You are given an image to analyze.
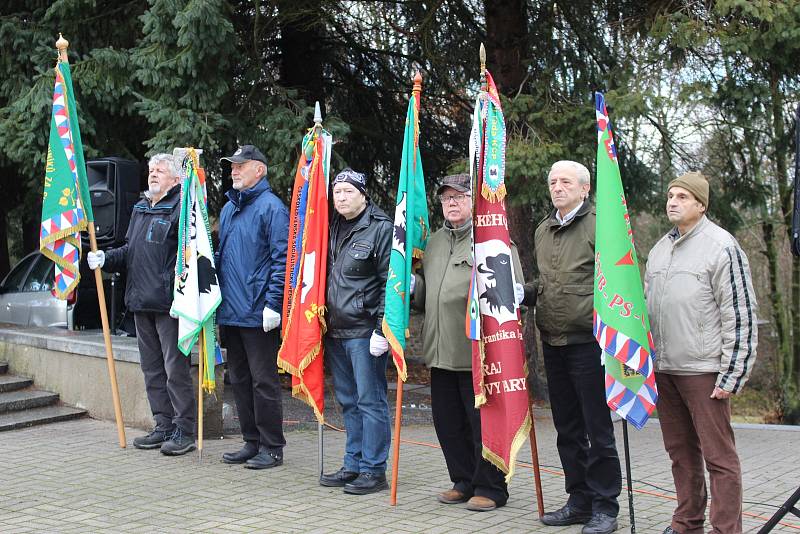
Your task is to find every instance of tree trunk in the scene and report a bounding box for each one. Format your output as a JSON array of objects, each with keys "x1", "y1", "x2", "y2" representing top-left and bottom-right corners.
[
  {"x1": 277, "y1": 0, "x2": 326, "y2": 110},
  {"x1": 484, "y1": 0, "x2": 548, "y2": 399}
]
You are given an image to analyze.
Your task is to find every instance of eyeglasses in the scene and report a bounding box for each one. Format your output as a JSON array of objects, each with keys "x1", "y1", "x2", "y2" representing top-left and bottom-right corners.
[{"x1": 439, "y1": 193, "x2": 470, "y2": 204}]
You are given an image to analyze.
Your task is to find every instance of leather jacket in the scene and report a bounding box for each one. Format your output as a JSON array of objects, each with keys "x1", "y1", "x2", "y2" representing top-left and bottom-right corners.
[{"x1": 326, "y1": 202, "x2": 393, "y2": 338}]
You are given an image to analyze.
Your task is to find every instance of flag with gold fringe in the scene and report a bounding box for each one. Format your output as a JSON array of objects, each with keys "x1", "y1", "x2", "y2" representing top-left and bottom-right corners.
[
  {"x1": 277, "y1": 125, "x2": 331, "y2": 422},
  {"x1": 468, "y1": 71, "x2": 531, "y2": 482},
  {"x1": 39, "y1": 60, "x2": 92, "y2": 298},
  {"x1": 171, "y1": 150, "x2": 223, "y2": 391},
  {"x1": 382, "y1": 77, "x2": 429, "y2": 382}
]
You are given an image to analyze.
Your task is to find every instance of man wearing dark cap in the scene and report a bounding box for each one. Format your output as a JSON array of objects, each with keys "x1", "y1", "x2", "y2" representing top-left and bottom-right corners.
[
  {"x1": 411, "y1": 173, "x2": 525, "y2": 512},
  {"x1": 645, "y1": 172, "x2": 758, "y2": 534},
  {"x1": 217, "y1": 144, "x2": 289, "y2": 469},
  {"x1": 318, "y1": 168, "x2": 394, "y2": 495}
]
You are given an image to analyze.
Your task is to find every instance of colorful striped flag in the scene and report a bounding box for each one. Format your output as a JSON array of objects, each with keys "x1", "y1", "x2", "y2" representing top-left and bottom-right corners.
[
  {"x1": 382, "y1": 79, "x2": 429, "y2": 382},
  {"x1": 277, "y1": 126, "x2": 331, "y2": 422},
  {"x1": 39, "y1": 61, "x2": 93, "y2": 298},
  {"x1": 469, "y1": 72, "x2": 531, "y2": 481},
  {"x1": 593, "y1": 92, "x2": 658, "y2": 429},
  {"x1": 171, "y1": 150, "x2": 223, "y2": 391}
]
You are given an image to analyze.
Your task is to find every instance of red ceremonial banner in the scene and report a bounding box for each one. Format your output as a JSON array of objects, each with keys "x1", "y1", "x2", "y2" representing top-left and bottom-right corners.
[
  {"x1": 278, "y1": 134, "x2": 328, "y2": 422},
  {"x1": 469, "y1": 73, "x2": 531, "y2": 481}
]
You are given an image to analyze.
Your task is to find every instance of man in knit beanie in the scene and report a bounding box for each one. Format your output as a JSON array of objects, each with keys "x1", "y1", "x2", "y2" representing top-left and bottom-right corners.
[{"x1": 645, "y1": 171, "x2": 758, "y2": 534}]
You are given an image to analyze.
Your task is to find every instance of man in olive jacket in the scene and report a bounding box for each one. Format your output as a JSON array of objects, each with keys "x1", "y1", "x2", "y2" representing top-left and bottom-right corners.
[
  {"x1": 525, "y1": 161, "x2": 621, "y2": 534},
  {"x1": 412, "y1": 173, "x2": 525, "y2": 513}
]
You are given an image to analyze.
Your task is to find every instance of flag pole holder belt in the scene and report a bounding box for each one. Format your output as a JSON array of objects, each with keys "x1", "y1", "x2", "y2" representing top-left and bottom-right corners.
[{"x1": 758, "y1": 485, "x2": 800, "y2": 533}]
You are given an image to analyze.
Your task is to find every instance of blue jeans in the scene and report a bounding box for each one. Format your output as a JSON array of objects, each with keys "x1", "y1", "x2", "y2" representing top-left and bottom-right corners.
[{"x1": 326, "y1": 336, "x2": 390, "y2": 475}]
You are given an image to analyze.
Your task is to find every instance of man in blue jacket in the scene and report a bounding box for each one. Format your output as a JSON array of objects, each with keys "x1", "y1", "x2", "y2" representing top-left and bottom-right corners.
[
  {"x1": 217, "y1": 145, "x2": 289, "y2": 469},
  {"x1": 87, "y1": 153, "x2": 196, "y2": 456}
]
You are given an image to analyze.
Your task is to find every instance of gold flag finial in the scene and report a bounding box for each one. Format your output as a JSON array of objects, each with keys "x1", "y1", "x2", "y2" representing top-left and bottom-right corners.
[
  {"x1": 412, "y1": 71, "x2": 422, "y2": 96},
  {"x1": 56, "y1": 33, "x2": 69, "y2": 63},
  {"x1": 479, "y1": 43, "x2": 486, "y2": 77}
]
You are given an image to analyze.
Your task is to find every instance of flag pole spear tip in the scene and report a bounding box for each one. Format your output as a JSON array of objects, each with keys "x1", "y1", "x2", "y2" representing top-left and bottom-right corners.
[
  {"x1": 56, "y1": 33, "x2": 69, "y2": 62},
  {"x1": 412, "y1": 71, "x2": 422, "y2": 95},
  {"x1": 479, "y1": 43, "x2": 486, "y2": 76},
  {"x1": 313, "y1": 101, "x2": 322, "y2": 126}
]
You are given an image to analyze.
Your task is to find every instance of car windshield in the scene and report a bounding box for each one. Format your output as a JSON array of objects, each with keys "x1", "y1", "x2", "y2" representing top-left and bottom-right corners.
[{"x1": 23, "y1": 256, "x2": 54, "y2": 292}]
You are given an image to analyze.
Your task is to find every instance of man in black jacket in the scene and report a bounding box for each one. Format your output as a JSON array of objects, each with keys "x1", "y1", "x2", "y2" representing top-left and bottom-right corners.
[
  {"x1": 319, "y1": 169, "x2": 393, "y2": 495},
  {"x1": 87, "y1": 153, "x2": 196, "y2": 456}
]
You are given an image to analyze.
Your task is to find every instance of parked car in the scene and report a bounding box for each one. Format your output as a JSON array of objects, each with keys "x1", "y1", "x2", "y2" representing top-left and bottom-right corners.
[
  {"x1": 0, "y1": 250, "x2": 129, "y2": 332},
  {"x1": 0, "y1": 251, "x2": 75, "y2": 328}
]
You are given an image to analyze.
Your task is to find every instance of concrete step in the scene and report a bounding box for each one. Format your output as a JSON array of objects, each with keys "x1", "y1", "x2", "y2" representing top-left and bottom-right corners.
[
  {"x1": 0, "y1": 389, "x2": 60, "y2": 413},
  {"x1": 0, "y1": 375, "x2": 33, "y2": 393},
  {"x1": 0, "y1": 405, "x2": 87, "y2": 431},
  {"x1": 0, "y1": 362, "x2": 7, "y2": 375}
]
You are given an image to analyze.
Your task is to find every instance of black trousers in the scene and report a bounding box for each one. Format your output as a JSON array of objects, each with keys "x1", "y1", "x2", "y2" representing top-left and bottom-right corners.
[
  {"x1": 431, "y1": 367, "x2": 508, "y2": 506},
  {"x1": 222, "y1": 326, "x2": 285, "y2": 452},
  {"x1": 542, "y1": 341, "x2": 621, "y2": 516},
  {"x1": 134, "y1": 312, "x2": 196, "y2": 436}
]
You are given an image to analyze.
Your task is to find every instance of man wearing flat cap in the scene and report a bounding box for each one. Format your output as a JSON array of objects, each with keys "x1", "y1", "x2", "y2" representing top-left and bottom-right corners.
[
  {"x1": 411, "y1": 173, "x2": 525, "y2": 512},
  {"x1": 645, "y1": 172, "x2": 757, "y2": 534},
  {"x1": 217, "y1": 144, "x2": 289, "y2": 469},
  {"x1": 318, "y1": 168, "x2": 393, "y2": 495}
]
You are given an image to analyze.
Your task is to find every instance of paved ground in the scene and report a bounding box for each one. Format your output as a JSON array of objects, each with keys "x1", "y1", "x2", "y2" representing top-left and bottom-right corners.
[{"x1": 2, "y1": 399, "x2": 799, "y2": 534}]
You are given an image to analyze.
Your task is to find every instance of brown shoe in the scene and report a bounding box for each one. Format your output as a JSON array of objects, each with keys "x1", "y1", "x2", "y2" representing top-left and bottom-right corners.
[
  {"x1": 466, "y1": 495, "x2": 497, "y2": 512},
  {"x1": 437, "y1": 489, "x2": 469, "y2": 504}
]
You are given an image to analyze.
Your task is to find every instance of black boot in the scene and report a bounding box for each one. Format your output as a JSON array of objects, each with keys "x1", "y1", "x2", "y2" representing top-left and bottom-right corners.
[
  {"x1": 160, "y1": 428, "x2": 196, "y2": 456},
  {"x1": 343, "y1": 472, "x2": 388, "y2": 495},
  {"x1": 244, "y1": 446, "x2": 283, "y2": 469},
  {"x1": 133, "y1": 428, "x2": 172, "y2": 450},
  {"x1": 320, "y1": 467, "x2": 359, "y2": 487},
  {"x1": 222, "y1": 441, "x2": 258, "y2": 464}
]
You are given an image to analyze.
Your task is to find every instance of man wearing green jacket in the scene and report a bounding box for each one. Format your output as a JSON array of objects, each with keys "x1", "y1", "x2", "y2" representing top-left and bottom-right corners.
[
  {"x1": 527, "y1": 160, "x2": 621, "y2": 534},
  {"x1": 412, "y1": 173, "x2": 525, "y2": 513}
]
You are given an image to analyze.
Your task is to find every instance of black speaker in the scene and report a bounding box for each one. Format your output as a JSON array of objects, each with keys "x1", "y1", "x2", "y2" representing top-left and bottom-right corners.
[{"x1": 82, "y1": 158, "x2": 141, "y2": 248}]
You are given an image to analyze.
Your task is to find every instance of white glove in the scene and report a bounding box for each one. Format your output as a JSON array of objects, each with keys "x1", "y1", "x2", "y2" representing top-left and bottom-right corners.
[
  {"x1": 169, "y1": 308, "x2": 178, "y2": 319},
  {"x1": 369, "y1": 331, "x2": 389, "y2": 357},
  {"x1": 514, "y1": 283, "x2": 524, "y2": 306},
  {"x1": 87, "y1": 250, "x2": 105, "y2": 270},
  {"x1": 262, "y1": 307, "x2": 281, "y2": 332},
  {"x1": 409, "y1": 274, "x2": 416, "y2": 296}
]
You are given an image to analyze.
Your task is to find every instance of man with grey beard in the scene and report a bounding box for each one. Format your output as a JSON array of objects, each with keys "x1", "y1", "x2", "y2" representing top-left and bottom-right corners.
[{"x1": 87, "y1": 153, "x2": 196, "y2": 456}]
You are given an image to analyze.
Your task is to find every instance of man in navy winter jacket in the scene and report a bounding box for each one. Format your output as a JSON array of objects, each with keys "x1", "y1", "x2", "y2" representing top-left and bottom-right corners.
[{"x1": 217, "y1": 145, "x2": 290, "y2": 469}]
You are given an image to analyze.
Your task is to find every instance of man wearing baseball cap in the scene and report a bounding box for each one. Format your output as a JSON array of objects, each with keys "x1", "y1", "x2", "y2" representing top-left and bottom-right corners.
[
  {"x1": 411, "y1": 173, "x2": 525, "y2": 512},
  {"x1": 217, "y1": 144, "x2": 289, "y2": 469},
  {"x1": 645, "y1": 172, "x2": 758, "y2": 534}
]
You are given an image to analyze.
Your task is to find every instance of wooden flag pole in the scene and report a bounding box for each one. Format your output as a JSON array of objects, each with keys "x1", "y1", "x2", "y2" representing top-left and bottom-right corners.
[
  {"x1": 56, "y1": 35, "x2": 126, "y2": 448},
  {"x1": 197, "y1": 330, "x2": 204, "y2": 461},
  {"x1": 389, "y1": 70, "x2": 423, "y2": 507},
  {"x1": 389, "y1": 380, "x2": 404, "y2": 506},
  {"x1": 528, "y1": 398, "x2": 546, "y2": 517}
]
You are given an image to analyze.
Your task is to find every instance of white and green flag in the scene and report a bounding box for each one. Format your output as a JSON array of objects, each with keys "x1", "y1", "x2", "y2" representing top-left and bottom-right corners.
[{"x1": 171, "y1": 150, "x2": 222, "y2": 391}]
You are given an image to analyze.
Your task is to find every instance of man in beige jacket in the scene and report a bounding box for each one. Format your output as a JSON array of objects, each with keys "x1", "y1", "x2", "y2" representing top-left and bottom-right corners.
[{"x1": 645, "y1": 172, "x2": 758, "y2": 534}]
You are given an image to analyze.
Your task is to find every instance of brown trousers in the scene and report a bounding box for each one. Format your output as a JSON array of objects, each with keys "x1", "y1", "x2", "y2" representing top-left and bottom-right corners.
[{"x1": 656, "y1": 372, "x2": 743, "y2": 534}]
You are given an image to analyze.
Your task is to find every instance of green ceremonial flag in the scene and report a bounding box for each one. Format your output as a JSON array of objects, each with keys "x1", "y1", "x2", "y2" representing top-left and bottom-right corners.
[
  {"x1": 39, "y1": 61, "x2": 93, "y2": 298},
  {"x1": 382, "y1": 85, "x2": 429, "y2": 382},
  {"x1": 593, "y1": 92, "x2": 657, "y2": 429}
]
